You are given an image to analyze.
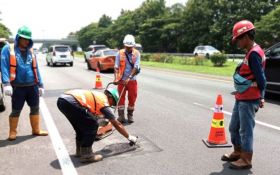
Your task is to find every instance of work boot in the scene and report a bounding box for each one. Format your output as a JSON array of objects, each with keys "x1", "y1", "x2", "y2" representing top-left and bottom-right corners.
[
  {"x1": 117, "y1": 109, "x2": 126, "y2": 123},
  {"x1": 75, "y1": 140, "x2": 81, "y2": 157},
  {"x1": 8, "y1": 117, "x2": 19, "y2": 141},
  {"x1": 229, "y1": 152, "x2": 253, "y2": 170},
  {"x1": 221, "y1": 145, "x2": 241, "y2": 162},
  {"x1": 127, "y1": 109, "x2": 134, "y2": 123},
  {"x1": 80, "y1": 147, "x2": 103, "y2": 163},
  {"x1": 30, "y1": 115, "x2": 48, "y2": 136}
]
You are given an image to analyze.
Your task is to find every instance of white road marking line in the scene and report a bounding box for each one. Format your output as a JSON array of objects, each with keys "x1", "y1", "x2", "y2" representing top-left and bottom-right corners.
[
  {"x1": 40, "y1": 97, "x2": 78, "y2": 175},
  {"x1": 100, "y1": 73, "x2": 113, "y2": 79},
  {"x1": 194, "y1": 102, "x2": 280, "y2": 131}
]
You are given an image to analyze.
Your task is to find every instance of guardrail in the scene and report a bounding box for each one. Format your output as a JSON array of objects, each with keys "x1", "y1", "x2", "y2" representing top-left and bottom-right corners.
[{"x1": 143, "y1": 53, "x2": 245, "y2": 59}]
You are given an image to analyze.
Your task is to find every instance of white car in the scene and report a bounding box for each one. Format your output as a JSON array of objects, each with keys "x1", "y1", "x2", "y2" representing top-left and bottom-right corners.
[
  {"x1": 193, "y1": 45, "x2": 221, "y2": 58},
  {"x1": 46, "y1": 45, "x2": 74, "y2": 66},
  {"x1": 0, "y1": 38, "x2": 7, "y2": 112},
  {"x1": 84, "y1": 45, "x2": 108, "y2": 62},
  {"x1": 135, "y1": 43, "x2": 143, "y2": 52}
]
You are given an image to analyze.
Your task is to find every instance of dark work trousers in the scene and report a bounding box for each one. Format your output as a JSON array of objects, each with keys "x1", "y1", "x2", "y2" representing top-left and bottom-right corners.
[
  {"x1": 11, "y1": 85, "x2": 39, "y2": 115},
  {"x1": 57, "y1": 96, "x2": 98, "y2": 147}
]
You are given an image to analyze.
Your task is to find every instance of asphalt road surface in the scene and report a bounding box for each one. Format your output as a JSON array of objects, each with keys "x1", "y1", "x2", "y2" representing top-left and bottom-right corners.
[{"x1": 0, "y1": 53, "x2": 279, "y2": 175}]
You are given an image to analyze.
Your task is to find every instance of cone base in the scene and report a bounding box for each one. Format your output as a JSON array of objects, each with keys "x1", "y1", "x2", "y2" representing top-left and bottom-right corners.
[{"x1": 202, "y1": 139, "x2": 232, "y2": 148}]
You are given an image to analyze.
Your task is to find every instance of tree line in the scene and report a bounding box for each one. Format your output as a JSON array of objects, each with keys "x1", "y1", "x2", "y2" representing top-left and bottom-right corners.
[
  {"x1": 1, "y1": 1, "x2": 280, "y2": 53},
  {"x1": 76, "y1": 0, "x2": 280, "y2": 53}
]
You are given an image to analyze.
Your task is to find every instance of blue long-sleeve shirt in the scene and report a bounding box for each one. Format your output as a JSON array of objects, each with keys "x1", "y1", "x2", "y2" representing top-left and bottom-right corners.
[
  {"x1": 1, "y1": 35, "x2": 43, "y2": 87},
  {"x1": 248, "y1": 51, "x2": 266, "y2": 98}
]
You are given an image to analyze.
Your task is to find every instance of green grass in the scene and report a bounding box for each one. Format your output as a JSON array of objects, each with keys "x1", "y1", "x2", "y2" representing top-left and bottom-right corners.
[
  {"x1": 74, "y1": 51, "x2": 84, "y2": 58},
  {"x1": 141, "y1": 60, "x2": 238, "y2": 77}
]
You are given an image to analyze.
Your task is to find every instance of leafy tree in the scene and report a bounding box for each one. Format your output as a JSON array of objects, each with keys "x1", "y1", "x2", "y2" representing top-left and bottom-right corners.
[
  {"x1": 98, "y1": 14, "x2": 112, "y2": 28},
  {"x1": 77, "y1": 23, "x2": 99, "y2": 49},
  {"x1": 0, "y1": 23, "x2": 12, "y2": 38},
  {"x1": 179, "y1": 0, "x2": 280, "y2": 53},
  {"x1": 255, "y1": 5, "x2": 280, "y2": 48},
  {"x1": 76, "y1": 0, "x2": 279, "y2": 53}
]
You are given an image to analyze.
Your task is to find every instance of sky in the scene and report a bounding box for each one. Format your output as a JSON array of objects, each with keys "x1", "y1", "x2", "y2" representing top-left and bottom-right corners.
[{"x1": 0, "y1": 0, "x2": 187, "y2": 39}]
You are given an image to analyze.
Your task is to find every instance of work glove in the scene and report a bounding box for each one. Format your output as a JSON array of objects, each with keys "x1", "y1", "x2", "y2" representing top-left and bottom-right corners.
[
  {"x1": 39, "y1": 88, "x2": 45, "y2": 97},
  {"x1": 4, "y1": 85, "x2": 13, "y2": 96},
  {"x1": 113, "y1": 80, "x2": 119, "y2": 85},
  {"x1": 128, "y1": 135, "x2": 138, "y2": 146}
]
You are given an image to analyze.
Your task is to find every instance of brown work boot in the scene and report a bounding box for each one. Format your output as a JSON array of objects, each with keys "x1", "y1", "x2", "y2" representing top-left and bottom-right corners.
[
  {"x1": 117, "y1": 109, "x2": 126, "y2": 123},
  {"x1": 80, "y1": 147, "x2": 103, "y2": 163},
  {"x1": 221, "y1": 145, "x2": 241, "y2": 162},
  {"x1": 30, "y1": 115, "x2": 48, "y2": 136},
  {"x1": 8, "y1": 117, "x2": 19, "y2": 141},
  {"x1": 229, "y1": 152, "x2": 253, "y2": 170},
  {"x1": 127, "y1": 109, "x2": 134, "y2": 123}
]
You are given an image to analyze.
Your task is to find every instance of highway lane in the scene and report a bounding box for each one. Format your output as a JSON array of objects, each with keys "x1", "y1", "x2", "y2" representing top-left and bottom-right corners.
[{"x1": 0, "y1": 53, "x2": 279, "y2": 175}]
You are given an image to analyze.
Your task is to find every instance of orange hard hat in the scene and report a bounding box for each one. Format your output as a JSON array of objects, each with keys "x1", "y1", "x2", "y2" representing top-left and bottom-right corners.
[{"x1": 232, "y1": 20, "x2": 255, "y2": 43}]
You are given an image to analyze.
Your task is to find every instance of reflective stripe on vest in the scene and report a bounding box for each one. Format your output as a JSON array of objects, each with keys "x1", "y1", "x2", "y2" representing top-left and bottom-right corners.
[
  {"x1": 9, "y1": 44, "x2": 39, "y2": 83},
  {"x1": 65, "y1": 90, "x2": 109, "y2": 116},
  {"x1": 235, "y1": 44, "x2": 266, "y2": 100},
  {"x1": 115, "y1": 48, "x2": 139, "y2": 81}
]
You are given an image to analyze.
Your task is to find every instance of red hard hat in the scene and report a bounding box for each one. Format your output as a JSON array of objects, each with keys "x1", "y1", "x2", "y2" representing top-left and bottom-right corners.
[{"x1": 232, "y1": 20, "x2": 255, "y2": 43}]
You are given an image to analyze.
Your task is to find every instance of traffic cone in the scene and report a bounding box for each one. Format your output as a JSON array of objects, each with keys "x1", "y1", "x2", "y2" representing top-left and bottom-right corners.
[
  {"x1": 94, "y1": 71, "x2": 103, "y2": 89},
  {"x1": 202, "y1": 95, "x2": 232, "y2": 148}
]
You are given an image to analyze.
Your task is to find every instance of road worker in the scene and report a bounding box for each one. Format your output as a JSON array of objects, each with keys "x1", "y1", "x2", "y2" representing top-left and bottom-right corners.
[
  {"x1": 57, "y1": 88, "x2": 138, "y2": 163},
  {"x1": 114, "y1": 34, "x2": 141, "y2": 123},
  {"x1": 1, "y1": 26, "x2": 48, "y2": 140},
  {"x1": 221, "y1": 20, "x2": 266, "y2": 169}
]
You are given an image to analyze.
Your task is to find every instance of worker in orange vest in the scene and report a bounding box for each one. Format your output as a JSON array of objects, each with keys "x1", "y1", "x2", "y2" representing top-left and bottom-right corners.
[
  {"x1": 221, "y1": 20, "x2": 266, "y2": 170},
  {"x1": 114, "y1": 34, "x2": 141, "y2": 124},
  {"x1": 57, "y1": 88, "x2": 138, "y2": 163},
  {"x1": 1, "y1": 26, "x2": 48, "y2": 140}
]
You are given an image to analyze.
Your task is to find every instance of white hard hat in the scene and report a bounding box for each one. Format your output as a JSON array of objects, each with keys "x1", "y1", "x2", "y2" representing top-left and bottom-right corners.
[{"x1": 123, "y1": 34, "x2": 135, "y2": 47}]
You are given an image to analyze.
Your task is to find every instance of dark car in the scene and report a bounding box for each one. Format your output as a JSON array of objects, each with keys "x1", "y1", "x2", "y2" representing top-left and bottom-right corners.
[{"x1": 265, "y1": 42, "x2": 280, "y2": 94}]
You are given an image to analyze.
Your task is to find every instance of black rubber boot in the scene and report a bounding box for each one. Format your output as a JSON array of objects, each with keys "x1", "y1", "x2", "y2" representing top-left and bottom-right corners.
[{"x1": 127, "y1": 109, "x2": 134, "y2": 123}]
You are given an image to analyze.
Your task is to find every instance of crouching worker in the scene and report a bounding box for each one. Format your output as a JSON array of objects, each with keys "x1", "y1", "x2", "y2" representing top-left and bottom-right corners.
[{"x1": 57, "y1": 88, "x2": 138, "y2": 163}]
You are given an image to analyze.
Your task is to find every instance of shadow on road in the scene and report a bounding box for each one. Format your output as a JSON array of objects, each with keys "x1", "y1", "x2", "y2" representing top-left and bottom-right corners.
[
  {"x1": 50, "y1": 142, "x2": 137, "y2": 169},
  {"x1": 209, "y1": 162, "x2": 253, "y2": 175},
  {"x1": 0, "y1": 135, "x2": 35, "y2": 147}
]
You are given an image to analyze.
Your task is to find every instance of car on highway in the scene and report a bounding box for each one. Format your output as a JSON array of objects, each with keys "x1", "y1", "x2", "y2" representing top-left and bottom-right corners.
[
  {"x1": 84, "y1": 45, "x2": 108, "y2": 62},
  {"x1": 42, "y1": 47, "x2": 48, "y2": 54},
  {"x1": 33, "y1": 48, "x2": 39, "y2": 55},
  {"x1": 193, "y1": 45, "x2": 221, "y2": 58},
  {"x1": 87, "y1": 49, "x2": 118, "y2": 72},
  {"x1": 265, "y1": 42, "x2": 280, "y2": 94},
  {"x1": 135, "y1": 43, "x2": 143, "y2": 52},
  {"x1": 0, "y1": 38, "x2": 7, "y2": 112},
  {"x1": 46, "y1": 45, "x2": 74, "y2": 67}
]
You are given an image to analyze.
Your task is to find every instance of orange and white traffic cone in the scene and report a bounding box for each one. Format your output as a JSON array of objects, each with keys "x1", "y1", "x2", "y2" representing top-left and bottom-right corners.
[
  {"x1": 202, "y1": 94, "x2": 232, "y2": 148},
  {"x1": 94, "y1": 71, "x2": 103, "y2": 89}
]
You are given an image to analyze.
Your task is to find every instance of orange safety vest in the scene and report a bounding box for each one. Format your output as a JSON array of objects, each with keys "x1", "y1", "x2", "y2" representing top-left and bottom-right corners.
[
  {"x1": 235, "y1": 44, "x2": 266, "y2": 100},
  {"x1": 9, "y1": 44, "x2": 39, "y2": 83},
  {"x1": 115, "y1": 48, "x2": 140, "y2": 81},
  {"x1": 65, "y1": 90, "x2": 109, "y2": 117}
]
